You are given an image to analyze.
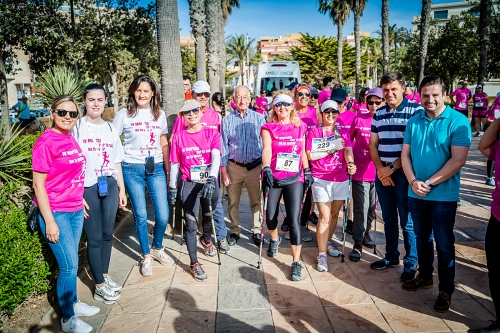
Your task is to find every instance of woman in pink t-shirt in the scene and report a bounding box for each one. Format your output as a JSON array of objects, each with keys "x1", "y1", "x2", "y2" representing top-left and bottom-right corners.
[
  {"x1": 261, "y1": 93, "x2": 313, "y2": 281},
  {"x1": 351, "y1": 87, "x2": 369, "y2": 114},
  {"x1": 32, "y1": 95, "x2": 100, "y2": 333},
  {"x1": 348, "y1": 87, "x2": 386, "y2": 262},
  {"x1": 483, "y1": 93, "x2": 500, "y2": 185},
  {"x1": 169, "y1": 99, "x2": 221, "y2": 282},
  {"x1": 472, "y1": 85, "x2": 489, "y2": 137},
  {"x1": 255, "y1": 90, "x2": 269, "y2": 116},
  {"x1": 306, "y1": 100, "x2": 356, "y2": 272}
]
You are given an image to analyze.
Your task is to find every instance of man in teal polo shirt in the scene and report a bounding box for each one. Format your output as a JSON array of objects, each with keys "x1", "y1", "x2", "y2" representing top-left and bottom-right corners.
[{"x1": 400, "y1": 76, "x2": 471, "y2": 313}]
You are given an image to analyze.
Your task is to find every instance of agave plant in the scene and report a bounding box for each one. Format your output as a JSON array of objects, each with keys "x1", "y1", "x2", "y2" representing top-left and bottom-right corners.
[
  {"x1": 34, "y1": 66, "x2": 91, "y2": 104},
  {"x1": 0, "y1": 122, "x2": 35, "y2": 183}
]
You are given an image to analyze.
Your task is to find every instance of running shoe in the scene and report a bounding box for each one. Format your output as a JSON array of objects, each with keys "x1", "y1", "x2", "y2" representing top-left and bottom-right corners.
[
  {"x1": 150, "y1": 247, "x2": 175, "y2": 265},
  {"x1": 478, "y1": 320, "x2": 500, "y2": 333},
  {"x1": 474, "y1": 132, "x2": 481, "y2": 137},
  {"x1": 362, "y1": 232, "x2": 375, "y2": 248},
  {"x1": 94, "y1": 283, "x2": 120, "y2": 304},
  {"x1": 317, "y1": 253, "x2": 328, "y2": 272},
  {"x1": 104, "y1": 274, "x2": 122, "y2": 293},
  {"x1": 200, "y1": 237, "x2": 217, "y2": 257},
  {"x1": 327, "y1": 241, "x2": 340, "y2": 257},
  {"x1": 301, "y1": 226, "x2": 312, "y2": 242},
  {"x1": 140, "y1": 257, "x2": 153, "y2": 276},
  {"x1": 61, "y1": 316, "x2": 93, "y2": 333},
  {"x1": 370, "y1": 258, "x2": 399, "y2": 270},
  {"x1": 73, "y1": 300, "x2": 100, "y2": 317},
  {"x1": 349, "y1": 242, "x2": 362, "y2": 262},
  {"x1": 218, "y1": 238, "x2": 231, "y2": 254},
  {"x1": 284, "y1": 231, "x2": 290, "y2": 240},
  {"x1": 486, "y1": 177, "x2": 495, "y2": 186},
  {"x1": 267, "y1": 237, "x2": 281, "y2": 257},
  {"x1": 190, "y1": 262, "x2": 207, "y2": 282},
  {"x1": 290, "y1": 262, "x2": 303, "y2": 281},
  {"x1": 309, "y1": 212, "x2": 319, "y2": 225},
  {"x1": 227, "y1": 233, "x2": 240, "y2": 245}
]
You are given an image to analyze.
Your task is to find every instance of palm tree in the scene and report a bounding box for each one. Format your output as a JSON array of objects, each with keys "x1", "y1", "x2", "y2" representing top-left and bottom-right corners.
[
  {"x1": 219, "y1": 0, "x2": 240, "y2": 96},
  {"x1": 477, "y1": 0, "x2": 492, "y2": 86},
  {"x1": 206, "y1": 0, "x2": 224, "y2": 92},
  {"x1": 351, "y1": 0, "x2": 367, "y2": 97},
  {"x1": 188, "y1": 0, "x2": 207, "y2": 82},
  {"x1": 418, "y1": 0, "x2": 432, "y2": 85},
  {"x1": 318, "y1": 0, "x2": 351, "y2": 83},
  {"x1": 361, "y1": 37, "x2": 381, "y2": 86},
  {"x1": 226, "y1": 34, "x2": 254, "y2": 86},
  {"x1": 381, "y1": 0, "x2": 389, "y2": 74},
  {"x1": 156, "y1": 0, "x2": 184, "y2": 124}
]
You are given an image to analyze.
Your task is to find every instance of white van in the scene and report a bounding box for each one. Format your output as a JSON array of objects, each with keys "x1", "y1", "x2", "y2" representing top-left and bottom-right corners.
[{"x1": 255, "y1": 61, "x2": 301, "y2": 103}]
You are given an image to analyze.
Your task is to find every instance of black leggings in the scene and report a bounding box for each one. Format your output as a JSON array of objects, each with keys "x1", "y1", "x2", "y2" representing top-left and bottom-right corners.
[
  {"x1": 282, "y1": 183, "x2": 311, "y2": 227},
  {"x1": 181, "y1": 181, "x2": 219, "y2": 265},
  {"x1": 265, "y1": 181, "x2": 304, "y2": 246},
  {"x1": 485, "y1": 214, "x2": 500, "y2": 319},
  {"x1": 488, "y1": 160, "x2": 495, "y2": 178},
  {"x1": 83, "y1": 177, "x2": 119, "y2": 285}
]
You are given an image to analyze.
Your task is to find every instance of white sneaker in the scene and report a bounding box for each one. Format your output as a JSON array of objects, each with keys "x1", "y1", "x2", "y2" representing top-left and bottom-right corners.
[
  {"x1": 141, "y1": 257, "x2": 153, "y2": 276},
  {"x1": 73, "y1": 300, "x2": 100, "y2": 317},
  {"x1": 150, "y1": 247, "x2": 175, "y2": 265},
  {"x1": 104, "y1": 274, "x2": 122, "y2": 293},
  {"x1": 61, "y1": 316, "x2": 93, "y2": 333},
  {"x1": 94, "y1": 283, "x2": 120, "y2": 304}
]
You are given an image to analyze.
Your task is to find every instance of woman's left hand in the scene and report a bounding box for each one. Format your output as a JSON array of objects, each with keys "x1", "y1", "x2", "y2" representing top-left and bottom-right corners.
[
  {"x1": 83, "y1": 199, "x2": 90, "y2": 219},
  {"x1": 119, "y1": 189, "x2": 127, "y2": 207},
  {"x1": 348, "y1": 162, "x2": 357, "y2": 175}
]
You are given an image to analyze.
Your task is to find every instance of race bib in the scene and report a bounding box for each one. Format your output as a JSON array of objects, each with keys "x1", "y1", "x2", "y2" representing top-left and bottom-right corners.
[
  {"x1": 475, "y1": 101, "x2": 484, "y2": 108},
  {"x1": 311, "y1": 135, "x2": 336, "y2": 152},
  {"x1": 458, "y1": 102, "x2": 467, "y2": 109},
  {"x1": 190, "y1": 164, "x2": 211, "y2": 183},
  {"x1": 275, "y1": 153, "x2": 300, "y2": 172}
]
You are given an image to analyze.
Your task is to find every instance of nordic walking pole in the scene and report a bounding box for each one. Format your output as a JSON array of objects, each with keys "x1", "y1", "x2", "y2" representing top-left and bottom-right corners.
[
  {"x1": 300, "y1": 184, "x2": 310, "y2": 231},
  {"x1": 180, "y1": 207, "x2": 185, "y2": 246},
  {"x1": 171, "y1": 201, "x2": 176, "y2": 240},
  {"x1": 209, "y1": 201, "x2": 221, "y2": 265},
  {"x1": 341, "y1": 174, "x2": 353, "y2": 263},
  {"x1": 257, "y1": 187, "x2": 270, "y2": 269},
  {"x1": 374, "y1": 191, "x2": 378, "y2": 255}
]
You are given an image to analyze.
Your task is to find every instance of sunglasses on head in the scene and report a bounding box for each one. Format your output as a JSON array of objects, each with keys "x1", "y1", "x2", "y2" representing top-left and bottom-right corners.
[
  {"x1": 297, "y1": 92, "x2": 311, "y2": 97},
  {"x1": 323, "y1": 108, "x2": 339, "y2": 114},
  {"x1": 53, "y1": 109, "x2": 79, "y2": 118},
  {"x1": 274, "y1": 102, "x2": 292, "y2": 108},
  {"x1": 182, "y1": 108, "x2": 200, "y2": 115},
  {"x1": 367, "y1": 100, "x2": 384, "y2": 106}
]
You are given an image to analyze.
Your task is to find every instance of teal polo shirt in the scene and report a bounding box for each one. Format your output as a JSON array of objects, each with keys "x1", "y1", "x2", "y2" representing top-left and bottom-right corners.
[{"x1": 403, "y1": 105, "x2": 471, "y2": 201}]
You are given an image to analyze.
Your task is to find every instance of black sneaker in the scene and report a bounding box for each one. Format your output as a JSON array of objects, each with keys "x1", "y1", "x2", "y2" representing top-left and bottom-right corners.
[
  {"x1": 346, "y1": 220, "x2": 354, "y2": 235},
  {"x1": 478, "y1": 320, "x2": 500, "y2": 333},
  {"x1": 370, "y1": 258, "x2": 399, "y2": 270},
  {"x1": 434, "y1": 290, "x2": 452, "y2": 313},
  {"x1": 309, "y1": 212, "x2": 319, "y2": 225},
  {"x1": 402, "y1": 275, "x2": 433, "y2": 291},
  {"x1": 253, "y1": 233, "x2": 262, "y2": 245},
  {"x1": 349, "y1": 242, "x2": 363, "y2": 262},
  {"x1": 400, "y1": 270, "x2": 417, "y2": 282},
  {"x1": 267, "y1": 237, "x2": 281, "y2": 257},
  {"x1": 290, "y1": 262, "x2": 302, "y2": 281},
  {"x1": 362, "y1": 231, "x2": 375, "y2": 248},
  {"x1": 227, "y1": 233, "x2": 240, "y2": 246}
]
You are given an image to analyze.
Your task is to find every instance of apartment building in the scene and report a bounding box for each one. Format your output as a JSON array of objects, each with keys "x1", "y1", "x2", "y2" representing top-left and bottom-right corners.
[{"x1": 257, "y1": 34, "x2": 302, "y2": 61}]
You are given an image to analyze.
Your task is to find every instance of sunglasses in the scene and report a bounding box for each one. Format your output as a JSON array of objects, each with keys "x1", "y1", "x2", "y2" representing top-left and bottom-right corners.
[
  {"x1": 53, "y1": 109, "x2": 79, "y2": 118},
  {"x1": 323, "y1": 108, "x2": 339, "y2": 114},
  {"x1": 274, "y1": 102, "x2": 292, "y2": 108},
  {"x1": 367, "y1": 100, "x2": 384, "y2": 106},
  {"x1": 182, "y1": 108, "x2": 200, "y2": 115},
  {"x1": 311, "y1": 94, "x2": 319, "y2": 99},
  {"x1": 297, "y1": 92, "x2": 311, "y2": 97},
  {"x1": 197, "y1": 92, "x2": 211, "y2": 98}
]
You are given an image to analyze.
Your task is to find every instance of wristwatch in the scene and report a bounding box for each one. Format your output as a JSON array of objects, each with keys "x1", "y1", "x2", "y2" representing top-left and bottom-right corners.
[
  {"x1": 424, "y1": 180, "x2": 434, "y2": 188},
  {"x1": 389, "y1": 163, "x2": 396, "y2": 171}
]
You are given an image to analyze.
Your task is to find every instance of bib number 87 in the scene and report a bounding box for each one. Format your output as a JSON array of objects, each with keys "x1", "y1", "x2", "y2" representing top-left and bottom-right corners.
[{"x1": 284, "y1": 160, "x2": 293, "y2": 167}]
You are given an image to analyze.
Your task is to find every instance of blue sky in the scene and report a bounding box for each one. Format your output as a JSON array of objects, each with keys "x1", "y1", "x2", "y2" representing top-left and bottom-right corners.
[{"x1": 141, "y1": 0, "x2": 456, "y2": 41}]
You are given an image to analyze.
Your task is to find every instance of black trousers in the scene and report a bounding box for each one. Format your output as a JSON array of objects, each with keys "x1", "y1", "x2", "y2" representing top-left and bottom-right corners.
[{"x1": 486, "y1": 214, "x2": 500, "y2": 319}]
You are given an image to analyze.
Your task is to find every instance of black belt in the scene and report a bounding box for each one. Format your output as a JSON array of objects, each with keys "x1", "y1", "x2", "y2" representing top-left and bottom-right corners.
[
  {"x1": 229, "y1": 158, "x2": 262, "y2": 171},
  {"x1": 381, "y1": 161, "x2": 393, "y2": 166},
  {"x1": 229, "y1": 159, "x2": 252, "y2": 168}
]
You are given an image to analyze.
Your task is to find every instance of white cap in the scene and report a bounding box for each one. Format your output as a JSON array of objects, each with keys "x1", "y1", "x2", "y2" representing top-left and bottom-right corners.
[
  {"x1": 273, "y1": 94, "x2": 293, "y2": 105},
  {"x1": 192, "y1": 81, "x2": 211, "y2": 94},
  {"x1": 321, "y1": 100, "x2": 339, "y2": 112}
]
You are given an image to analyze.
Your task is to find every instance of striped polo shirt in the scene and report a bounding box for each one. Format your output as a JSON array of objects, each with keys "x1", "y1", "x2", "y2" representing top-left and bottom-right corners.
[{"x1": 371, "y1": 97, "x2": 423, "y2": 162}]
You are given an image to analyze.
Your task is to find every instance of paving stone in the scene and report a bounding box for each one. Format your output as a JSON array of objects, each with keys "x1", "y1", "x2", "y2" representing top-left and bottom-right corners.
[
  {"x1": 425, "y1": 299, "x2": 495, "y2": 331},
  {"x1": 123, "y1": 265, "x2": 175, "y2": 290},
  {"x1": 216, "y1": 309, "x2": 274, "y2": 333},
  {"x1": 157, "y1": 310, "x2": 215, "y2": 333},
  {"x1": 455, "y1": 241, "x2": 486, "y2": 257},
  {"x1": 164, "y1": 286, "x2": 217, "y2": 312},
  {"x1": 217, "y1": 285, "x2": 269, "y2": 310},
  {"x1": 99, "y1": 313, "x2": 161, "y2": 333},
  {"x1": 455, "y1": 273, "x2": 491, "y2": 299},
  {"x1": 363, "y1": 277, "x2": 421, "y2": 303},
  {"x1": 272, "y1": 307, "x2": 333, "y2": 333},
  {"x1": 325, "y1": 303, "x2": 393, "y2": 333},
  {"x1": 218, "y1": 264, "x2": 265, "y2": 285},
  {"x1": 267, "y1": 283, "x2": 321, "y2": 309},
  {"x1": 108, "y1": 288, "x2": 166, "y2": 315},
  {"x1": 314, "y1": 281, "x2": 373, "y2": 306},
  {"x1": 459, "y1": 227, "x2": 487, "y2": 241}
]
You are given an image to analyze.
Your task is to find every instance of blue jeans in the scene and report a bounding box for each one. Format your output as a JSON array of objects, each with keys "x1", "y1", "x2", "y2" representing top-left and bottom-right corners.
[
  {"x1": 38, "y1": 209, "x2": 84, "y2": 320},
  {"x1": 122, "y1": 162, "x2": 169, "y2": 255},
  {"x1": 375, "y1": 169, "x2": 417, "y2": 271},
  {"x1": 408, "y1": 197, "x2": 457, "y2": 294},
  {"x1": 213, "y1": 194, "x2": 227, "y2": 241}
]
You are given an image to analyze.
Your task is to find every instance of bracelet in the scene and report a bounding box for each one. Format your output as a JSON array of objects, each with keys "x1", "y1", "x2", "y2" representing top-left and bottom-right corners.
[{"x1": 410, "y1": 179, "x2": 417, "y2": 187}]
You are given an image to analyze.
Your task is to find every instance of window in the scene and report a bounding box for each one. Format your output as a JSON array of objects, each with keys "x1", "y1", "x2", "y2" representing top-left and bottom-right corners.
[{"x1": 434, "y1": 10, "x2": 448, "y2": 19}]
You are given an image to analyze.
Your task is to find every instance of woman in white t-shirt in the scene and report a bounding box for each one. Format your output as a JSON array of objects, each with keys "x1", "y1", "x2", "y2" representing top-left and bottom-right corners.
[
  {"x1": 112, "y1": 75, "x2": 174, "y2": 277},
  {"x1": 72, "y1": 84, "x2": 126, "y2": 304}
]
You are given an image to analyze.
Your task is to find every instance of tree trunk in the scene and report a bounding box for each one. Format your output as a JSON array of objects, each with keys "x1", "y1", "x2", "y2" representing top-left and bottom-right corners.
[
  {"x1": 374, "y1": 65, "x2": 378, "y2": 87},
  {"x1": 418, "y1": 0, "x2": 432, "y2": 85},
  {"x1": 0, "y1": 56, "x2": 11, "y2": 139},
  {"x1": 111, "y1": 72, "x2": 118, "y2": 115},
  {"x1": 189, "y1": 0, "x2": 207, "y2": 82},
  {"x1": 156, "y1": 0, "x2": 184, "y2": 131},
  {"x1": 337, "y1": 23, "x2": 343, "y2": 84},
  {"x1": 354, "y1": 12, "x2": 361, "y2": 98},
  {"x1": 205, "y1": 0, "x2": 222, "y2": 92},
  {"x1": 477, "y1": 0, "x2": 492, "y2": 85},
  {"x1": 240, "y1": 59, "x2": 246, "y2": 86},
  {"x1": 366, "y1": 64, "x2": 370, "y2": 87},
  {"x1": 381, "y1": 0, "x2": 389, "y2": 74},
  {"x1": 219, "y1": 38, "x2": 226, "y2": 96}
]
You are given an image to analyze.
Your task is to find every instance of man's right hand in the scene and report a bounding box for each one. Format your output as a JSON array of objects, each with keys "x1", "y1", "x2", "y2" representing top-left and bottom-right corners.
[
  {"x1": 377, "y1": 166, "x2": 395, "y2": 186},
  {"x1": 221, "y1": 169, "x2": 231, "y2": 186}
]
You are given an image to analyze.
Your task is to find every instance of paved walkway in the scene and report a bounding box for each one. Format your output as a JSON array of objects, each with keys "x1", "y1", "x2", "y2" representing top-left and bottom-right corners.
[{"x1": 35, "y1": 137, "x2": 496, "y2": 332}]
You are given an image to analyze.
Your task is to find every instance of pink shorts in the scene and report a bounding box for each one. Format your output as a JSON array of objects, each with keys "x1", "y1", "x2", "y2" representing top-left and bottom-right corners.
[{"x1": 472, "y1": 109, "x2": 487, "y2": 117}]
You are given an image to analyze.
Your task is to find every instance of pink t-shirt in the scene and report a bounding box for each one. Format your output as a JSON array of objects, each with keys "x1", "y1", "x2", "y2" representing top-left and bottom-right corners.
[
  {"x1": 337, "y1": 110, "x2": 357, "y2": 132},
  {"x1": 318, "y1": 89, "x2": 331, "y2": 105},
  {"x1": 349, "y1": 113, "x2": 376, "y2": 182},
  {"x1": 405, "y1": 91, "x2": 421, "y2": 104},
  {"x1": 296, "y1": 106, "x2": 319, "y2": 129},
  {"x1": 170, "y1": 126, "x2": 221, "y2": 182},
  {"x1": 352, "y1": 101, "x2": 369, "y2": 114},
  {"x1": 255, "y1": 97, "x2": 268, "y2": 114},
  {"x1": 32, "y1": 129, "x2": 86, "y2": 212},
  {"x1": 487, "y1": 96, "x2": 500, "y2": 121},
  {"x1": 306, "y1": 126, "x2": 351, "y2": 182},
  {"x1": 473, "y1": 92, "x2": 488, "y2": 109},
  {"x1": 451, "y1": 88, "x2": 472, "y2": 111},
  {"x1": 261, "y1": 121, "x2": 307, "y2": 182},
  {"x1": 490, "y1": 140, "x2": 500, "y2": 220},
  {"x1": 172, "y1": 107, "x2": 221, "y2": 135}
]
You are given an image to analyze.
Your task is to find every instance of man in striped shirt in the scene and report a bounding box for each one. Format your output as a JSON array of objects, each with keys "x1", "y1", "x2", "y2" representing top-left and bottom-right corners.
[
  {"x1": 221, "y1": 85, "x2": 266, "y2": 246},
  {"x1": 368, "y1": 71, "x2": 423, "y2": 282}
]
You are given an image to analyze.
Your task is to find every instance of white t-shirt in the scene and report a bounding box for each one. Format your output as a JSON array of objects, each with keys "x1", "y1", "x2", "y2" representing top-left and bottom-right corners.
[
  {"x1": 72, "y1": 118, "x2": 125, "y2": 187},
  {"x1": 112, "y1": 108, "x2": 169, "y2": 164}
]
